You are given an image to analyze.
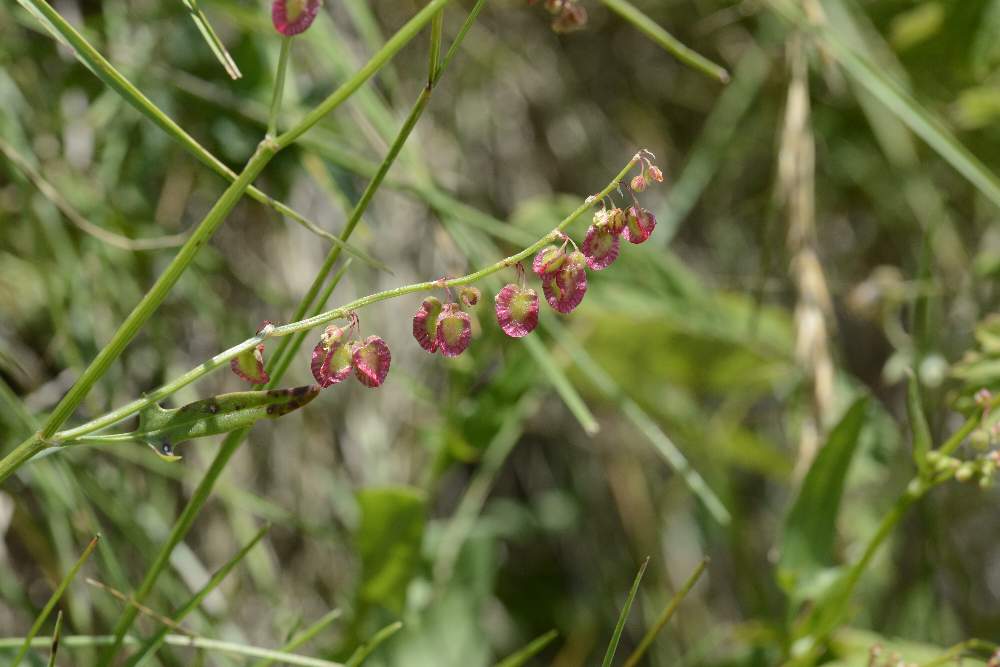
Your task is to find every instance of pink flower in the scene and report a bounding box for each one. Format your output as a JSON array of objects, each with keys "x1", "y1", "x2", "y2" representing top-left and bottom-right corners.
[
  {"x1": 351, "y1": 336, "x2": 391, "y2": 388},
  {"x1": 412, "y1": 297, "x2": 443, "y2": 353},
  {"x1": 311, "y1": 325, "x2": 353, "y2": 387},
  {"x1": 495, "y1": 284, "x2": 539, "y2": 338},
  {"x1": 532, "y1": 245, "x2": 567, "y2": 279},
  {"x1": 630, "y1": 174, "x2": 647, "y2": 193},
  {"x1": 543, "y1": 251, "x2": 588, "y2": 313},
  {"x1": 435, "y1": 303, "x2": 472, "y2": 357},
  {"x1": 272, "y1": 0, "x2": 321, "y2": 36},
  {"x1": 230, "y1": 343, "x2": 270, "y2": 384},
  {"x1": 623, "y1": 206, "x2": 656, "y2": 244},
  {"x1": 604, "y1": 207, "x2": 626, "y2": 237},
  {"x1": 648, "y1": 165, "x2": 664, "y2": 183},
  {"x1": 581, "y1": 223, "x2": 620, "y2": 270}
]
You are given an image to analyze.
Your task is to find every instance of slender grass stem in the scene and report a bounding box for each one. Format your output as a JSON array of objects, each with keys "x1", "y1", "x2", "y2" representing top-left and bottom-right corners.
[
  {"x1": 268, "y1": 37, "x2": 292, "y2": 139},
  {"x1": 600, "y1": 0, "x2": 729, "y2": 83}
]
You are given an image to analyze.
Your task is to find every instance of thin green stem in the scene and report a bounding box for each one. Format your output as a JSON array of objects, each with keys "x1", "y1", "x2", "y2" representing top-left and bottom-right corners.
[
  {"x1": 250, "y1": 608, "x2": 343, "y2": 667},
  {"x1": 428, "y1": 7, "x2": 444, "y2": 84},
  {"x1": 11, "y1": 535, "x2": 100, "y2": 667},
  {"x1": 48, "y1": 155, "x2": 637, "y2": 447},
  {"x1": 435, "y1": 0, "x2": 488, "y2": 84},
  {"x1": 344, "y1": 622, "x2": 404, "y2": 667},
  {"x1": 268, "y1": 37, "x2": 293, "y2": 139},
  {"x1": 600, "y1": 0, "x2": 729, "y2": 83},
  {"x1": 621, "y1": 557, "x2": 709, "y2": 667}
]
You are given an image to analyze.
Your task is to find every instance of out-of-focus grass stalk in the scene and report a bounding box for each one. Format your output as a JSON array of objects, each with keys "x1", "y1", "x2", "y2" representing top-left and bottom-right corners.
[
  {"x1": 494, "y1": 630, "x2": 559, "y2": 667},
  {"x1": 344, "y1": 621, "x2": 404, "y2": 667},
  {"x1": 178, "y1": 0, "x2": 243, "y2": 79},
  {"x1": 251, "y1": 608, "x2": 344, "y2": 667},
  {"x1": 268, "y1": 36, "x2": 292, "y2": 138},
  {"x1": 11, "y1": 535, "x2": 99, "y2": 667},
  {"x1": 600, "y1": 0, "x2": 729, "y2": 83},
  {"x1": 126, "y1": 524, "x2": 271, "y2": 666}
]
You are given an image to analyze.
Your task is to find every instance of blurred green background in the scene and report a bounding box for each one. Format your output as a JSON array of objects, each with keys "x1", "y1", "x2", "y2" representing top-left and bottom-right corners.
[{"x1": 1, "y1": 0, "x2": 999, "y2": 664}]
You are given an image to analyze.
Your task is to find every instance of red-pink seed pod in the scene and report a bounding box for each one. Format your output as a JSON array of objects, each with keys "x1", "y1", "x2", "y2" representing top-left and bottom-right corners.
[
  {"x1": 630, "y1": 174, "x2": 647, "y2": 193},
  {"x1": 495, "y1": 284, "x2": 539, "y2": 338},
  {"x1": 231, "y1": 343, "x2": 270, "y2": 384},
  {"x1": 272, "y1": 0, "x2": 321, "y2": 36},
  {"x1": 543, "y1": 251, "x2": 588, "y2": 313},
  {"x1": 311, "y1": 325, "x2": 353, "y2": 388},
  {"x1": 581, "y1": 224, "x2": 620, "y2": 271},
  {"x1": 412, "y1": 296, "x2": 442, "y2": 353},
  {"x1": 532, "y1": 245, "x2": 567, "y2": 279},
  {"x1": 435, "y1": 303, "x2": 472, "y2": 357},
  {"x1": 623, "y1": 206, "x2": 656, "y2": 244},
  {"x1": 605, "y1": 207, "x2": 626, "y2": 236},
  {"x1": 351, "y1": 335, "x2": 391, "y2": 388},
  {"x1": 459, "y1": 286, "x2": 481, "y2": 307},
  {"x1": 647, "y1": 165, "x2": 664, "y2": 183}
]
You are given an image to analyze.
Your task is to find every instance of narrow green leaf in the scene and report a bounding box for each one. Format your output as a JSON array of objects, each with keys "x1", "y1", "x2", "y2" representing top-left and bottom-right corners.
[
  {"x1": 906, "y1": 371, "x2": 933, "y2": 476},
  {"x1": 600, "y1": 0, "x2": 729, "y2": 83},
  {"x1": 135, "y1": 385, "x2": 320, "y2": 453},
  {"x1": 778, "y1": 397, "x2": 869, "y2": 594},
  {"x1": 621, "y1": 558, "x2": 708, "y2": 667},
  {"x1": 355, "y1": 487, "x2": 427, "y2": 613},
  {"x1": 602, "y1": 557, "x2": 649, "y2": 667},
  {"x1": 523, "y1": 334, "x2": 599, "y2": 436},
  {"x1": 344, "y1": 621, "x2": 404, "y2": 667},
  {"x1": 11, "y1": 534, "x2": 100, "y2": 667},
  {"x1": 250, "y1": 608, "x2": 342, "y2": 667},
  {"x1": 494, "y1": 630, "x2": 559, "y2": 667}
]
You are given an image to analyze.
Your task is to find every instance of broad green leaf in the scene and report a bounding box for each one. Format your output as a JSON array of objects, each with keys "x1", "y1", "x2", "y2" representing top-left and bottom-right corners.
[
  {"x1": 778, "y1": 398, "x2": 869, "y2": 595},
  {"x1": 355, "y1": 486, "x2": 427, "y2": 613},
  {"x1": 136, "y1": 385, "x2": 320, "y2": 456}
]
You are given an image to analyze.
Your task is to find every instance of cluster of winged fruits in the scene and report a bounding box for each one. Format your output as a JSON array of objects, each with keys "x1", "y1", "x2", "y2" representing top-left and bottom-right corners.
[{"x1": 229, "y1": 155, "x2": 664, "y2": 392}]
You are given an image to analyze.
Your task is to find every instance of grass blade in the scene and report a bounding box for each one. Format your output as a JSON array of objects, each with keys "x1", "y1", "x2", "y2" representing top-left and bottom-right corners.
[
  {"x1": 11, "y1": 534, "x2": 99, "y2": 667},
  {"x1": 602, "y1": 557, "x2": 649, "y2": 667},
  {"x1": 250, "y1": 608, "x2": 343, "y2": 667},
  {"x1": 600, "y1": 0, "x2": 729, "y2": 83},
  {"x1": 127, "y1": 523, "x2": 271, "y2": 666},
  {"x1": 621, "y1": 558, "x2": 709, "y2": 667},
  {"x1": 46, "y1": 611, "x2": 62, "y2": 667},
  {"x1": 494, "y1": 629, "x2": 559, "y2": 667},
  {"x1": 344, "y1": 621, "x2": 404, "y2": 667},
  {"x1": 523, "y1": 334, "x2": 599, "y2": 436},
  {"x1": 906, "y1": 370, "x2": 933, "y2": 476},
  {"x1": 769, "y1": 0, "x2": 1000, "y2": 211},
  {"x1": 178, "y1": 0, "x2": 242, "y2": 79}
]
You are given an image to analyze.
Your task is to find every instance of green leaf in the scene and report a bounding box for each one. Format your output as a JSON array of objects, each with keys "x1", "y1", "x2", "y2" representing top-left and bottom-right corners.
[
  {"x1": 355, "y1": 486, "x2": 427, "y2": 613},
  {"x1": 906, "y1": 371, "x2": 932, "y2": 476},
  {"x1": 602, "y1": 558, "x2": 649, "y2": 667},
  {"x1": 136, "y1": 385, "x2": 320, "y2": 456},
  {"x1": 778, "y1": 398, "x2": 869, "y2": 595}
]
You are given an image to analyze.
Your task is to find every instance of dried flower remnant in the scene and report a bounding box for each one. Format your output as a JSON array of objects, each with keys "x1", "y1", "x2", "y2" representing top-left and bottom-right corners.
[
  {"x1": 412, "y1": 296, "x2": 443, "y2": 353},
  {"x1": 647, "y1": 165, "x2": 664, "y2": 183},
  {"x1": 605, "y1": 207, "x2": 627, "y2": 237},
  {"x1": 543, "y1": 250, "x2": 588, "y2": 313},
  {"x1": 582, "y1": 222, "x2": 620, "y2": 270},
  {"x1": 311, "y1": 324, "x2": 354, "y2": 388},
  {"x1": 351, "y1": 336, "x2": 392, "y2": 388},
  {"x1": 459, "y1": 286, "x2": 481, "y2": 307},
  {"x1": 495, "y1": 284, "x2": 539, "y2": 338},
  {"x1": 551, "y1": 2, "x2": 587, "y2": 33},
  {"x1": 435, "y1": 303, "x2": 473, "y2": 357},
  {"x1": 272, "y1": 0, "x2": 321, "y2": 36},
  {"x1": 623, "y1": 206, "x2": 657, "y2": 244}
]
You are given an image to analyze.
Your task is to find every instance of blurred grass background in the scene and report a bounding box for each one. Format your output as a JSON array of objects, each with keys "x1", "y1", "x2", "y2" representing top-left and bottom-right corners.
[{"x1": 1, "y1": 0, "x2": 999, "y2": 664}]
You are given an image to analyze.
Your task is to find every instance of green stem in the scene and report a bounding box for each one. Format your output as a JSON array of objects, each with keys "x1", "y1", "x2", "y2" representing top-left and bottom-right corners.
[
  {"x1": 428, "y1": 6, "x2": 444, "y2": 84},
  {"x1": 49, "y1": 155, "x2": 638, "y2": 447},
  {"x1": 268, "y1": 37, "x2": 293, "y2": 138},
  {"x1": 600, "y1": 0, "x2": 729, "y2": 83}
]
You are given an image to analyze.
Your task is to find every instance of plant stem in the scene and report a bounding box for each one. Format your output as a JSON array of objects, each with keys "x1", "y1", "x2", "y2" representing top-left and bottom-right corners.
[
  {"x1": 600, "y1": 0, "x2": 729, "y2": 83},
  {"x1": 268, "y1": 36, "x2": 292, "y2": 139}
]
